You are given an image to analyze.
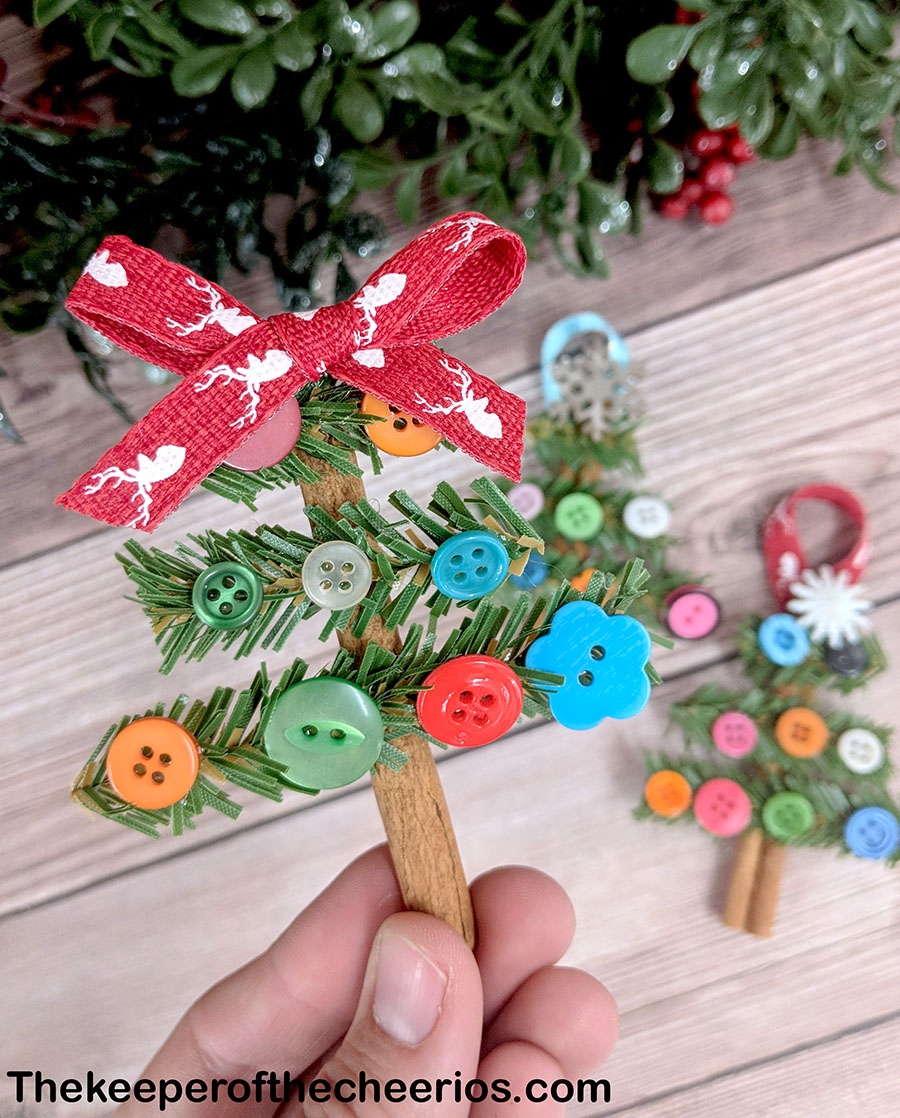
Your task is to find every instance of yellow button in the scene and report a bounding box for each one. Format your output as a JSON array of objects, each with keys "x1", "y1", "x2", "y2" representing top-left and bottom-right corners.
[
  {"x1": 362, "y1": 393, "x2": 442, "y2": 457},
  {"x1": 106, "y1": 717, "x2": 200, "y2": 809},
  {"x1": 645, "y1": 770, "x2": 692, "y2": 817},
  {"x1": 774, "y1": 707, "x2": 829, "y2": 758}
]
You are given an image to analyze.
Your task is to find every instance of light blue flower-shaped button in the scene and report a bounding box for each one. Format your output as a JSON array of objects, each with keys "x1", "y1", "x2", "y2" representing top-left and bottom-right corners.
[
  {"x1": 525, "y1": 600, "x2": 652, "y2": 730},
  {"x1": 431, "y1": 530, "x2": 510, "y2": 601},
  {"x1": 758, "y1": 612, "x2": 810, "y2": 666},
  {"x1": 510, "y1": 552, "x2": 549, "y2": 589},
  {"x1": 844, "y1": 806, "x2": 900, "y2": 860}
]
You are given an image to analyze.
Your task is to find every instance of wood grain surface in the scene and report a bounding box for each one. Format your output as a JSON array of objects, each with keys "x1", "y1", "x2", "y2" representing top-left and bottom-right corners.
[{"x1": 2, "y1": 144, "x2": 899, "y2": 1117}]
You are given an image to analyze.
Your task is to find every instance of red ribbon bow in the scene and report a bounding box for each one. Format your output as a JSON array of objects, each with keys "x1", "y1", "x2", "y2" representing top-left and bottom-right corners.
[{"x1": 58, "y1": 212, "x2": 527, "y2": 532}]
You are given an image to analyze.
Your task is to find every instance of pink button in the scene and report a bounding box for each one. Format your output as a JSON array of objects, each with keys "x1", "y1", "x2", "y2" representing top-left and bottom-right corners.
[
  {"x1": 225, "y1": 397, "x2": 302, "y2": 472},
  {"x1": 712, "y1": 711, "x2": 758, "y2": 758},
  {"x1": 507, "y1": 482, "x2": 544, "y2": 520},
  {"x1": 665, "y1": 586, "x2": 721, "y2": 640},
  {"x1": 693, "y1": 777, "x2": 752, "y2": 837}
]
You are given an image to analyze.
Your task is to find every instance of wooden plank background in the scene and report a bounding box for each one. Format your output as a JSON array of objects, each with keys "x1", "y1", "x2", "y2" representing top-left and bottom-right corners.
[{"x1": 2, "y1": 142, "x2": 900, "y2": 1116}]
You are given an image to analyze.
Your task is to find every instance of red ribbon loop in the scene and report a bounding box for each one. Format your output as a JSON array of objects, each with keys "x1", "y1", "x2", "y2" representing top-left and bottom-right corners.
[
  {"x1": 762, "y1": 484, "x2": 870, "y2": 609},
  {"x1": 58, "y1": 213, "x2": 527, "y2": 531}
]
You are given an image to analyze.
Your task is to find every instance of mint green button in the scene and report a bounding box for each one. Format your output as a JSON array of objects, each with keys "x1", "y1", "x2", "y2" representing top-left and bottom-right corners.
[
  {"x1": 554, "y1": 493, "x2": 604, "y2": 541},
  {"x1": 762, "y1": 792, "x2": 814, "y2": 841},
  {"x1": 263, "y1": 677, "x2": 383, "y2": 791},
  {"x1": 192, "y1": 562, "x2": 263, "y2": 631}
]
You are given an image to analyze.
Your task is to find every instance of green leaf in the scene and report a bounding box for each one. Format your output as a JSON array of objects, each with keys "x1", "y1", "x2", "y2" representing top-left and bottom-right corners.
[
  {"x1": 577, "y1": 180, "x2": 630, "y2": 233},
  {"x1": 300, "y1": 67, "x2": 333, "y2": 124},
  {"x1": 396, "y1": 164, "x2": 424, "y2": 225},
  {"x1": 645, "y1": 89, "x2": 674, "y2": 134},
  {"x1": 344, "y1": 149, "x2": 400, "y2": 191},
  {"x1": 335, "y1": 80, "x2": 385, "y2": 143},
  {"x1": 231, "y1": 48, "x2": 276, "y2": 110},
  {"x1": 171, "y1": 46, "x2": 241, "y2": 97},
  {"x1": 645, "y1": 139, "x2": 684, "y2": 194},
  {"x1": 363, "y1": 0, "x2": 419, "y2": 60},
  {"x1": 32, "y1": 0, "x2": 78, "y2": 25},
  {"x1": 270, "y1": 23, "x2": 317, "y2": 72},
  {"x1": 737, "y1": 70, "x2": 775, "y2": 146},
  {"x1": 508, "y1": 85, "x2": 557, "y2": 134},
  {"x1": 759, "y1": 107, "x2": 800, "y2": 160},
  {"x1": 850, "y1": 0, "x2": 893, "y2": 53},
  {"x1": 556, "y1": 132, "x2": 591, "y2": 180},
  {"x1": 177, "y1": 0, "x2": 255, "y2": 36},
  {"x1": 688, "y1": 21, "x2": 725, "y2": 72},
  {"x1": 626, "y1": 24, "x2": 699, "y2": 86},
  {"x1": 85, "y1": 12, "x2": 122, "y2": 59}
]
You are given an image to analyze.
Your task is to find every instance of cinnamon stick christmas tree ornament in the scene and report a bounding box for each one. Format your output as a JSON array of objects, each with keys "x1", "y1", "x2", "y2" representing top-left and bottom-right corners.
[
  {"x1": 637, "y1": 485, "x2": 897, "y2": 937},
  {"x1": 497, "y1": 313, "x2": 709, "y2": 632},
  {"x1": 64, "y1": 214, "x2": 661, "y2": 947}
]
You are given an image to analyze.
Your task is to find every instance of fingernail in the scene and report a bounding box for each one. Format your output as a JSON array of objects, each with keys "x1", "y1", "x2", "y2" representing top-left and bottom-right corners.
[{"x1": 372, "y1": 932, "x2": 447, "y2": 1045}]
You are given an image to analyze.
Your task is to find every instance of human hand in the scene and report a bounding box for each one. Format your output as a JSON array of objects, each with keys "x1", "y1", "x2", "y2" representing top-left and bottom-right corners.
[{"x1": 120, "y1": 846, "x2": 617, "y2": 1117}]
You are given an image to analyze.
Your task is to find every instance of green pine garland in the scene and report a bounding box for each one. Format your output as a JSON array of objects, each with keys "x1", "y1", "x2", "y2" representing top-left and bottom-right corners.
[{"x1": 636, "y1": 612, "x2": 898, "y2": 862}]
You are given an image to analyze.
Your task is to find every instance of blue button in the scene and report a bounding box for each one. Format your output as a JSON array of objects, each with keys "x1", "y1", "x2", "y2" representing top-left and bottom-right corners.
[
  {"x1": 510, "y1": 552, "x2": 549, "y2": 589},
  {"x1": 758, "y1": 613, "x2": 810, "y2": 666},
  {"x1": 431, "y1": 530, "x2": 510, "y2": 601},
  {"x1": 525, "y1": 599, "x2": 652, "y2": 730},
  {"x1": 844, "y1": 807, "x2": 900, "y2": 860}
]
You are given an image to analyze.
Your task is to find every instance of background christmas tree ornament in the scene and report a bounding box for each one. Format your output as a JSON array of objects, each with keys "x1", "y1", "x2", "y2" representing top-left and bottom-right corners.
[{"x1": 637, "y1": 483, "x2": 896, "y2": 938}]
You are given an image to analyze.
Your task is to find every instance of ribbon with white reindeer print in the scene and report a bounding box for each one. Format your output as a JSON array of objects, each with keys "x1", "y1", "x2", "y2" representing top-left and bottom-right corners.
[{"x1": 57, "y1": 212, "x2": 527, "y2": 531}]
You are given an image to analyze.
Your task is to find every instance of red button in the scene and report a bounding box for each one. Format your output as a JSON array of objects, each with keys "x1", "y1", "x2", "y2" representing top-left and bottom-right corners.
[
  {"x1": 664, "y1": 585, "x2": 721, "y2": 640},
  {"x1": 225, "y1": 397, "x2": 301, "y2": 471},
  {"x1": 693, "y1": 777, "x2": 752, "y2": 837},
  {"x1": 416, "y1": 654, "x2": 524, "y2": 747}
]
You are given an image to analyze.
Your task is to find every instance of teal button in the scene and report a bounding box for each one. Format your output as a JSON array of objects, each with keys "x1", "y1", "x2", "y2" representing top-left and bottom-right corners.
[
  {"x1": 554, "y1": 493, "x2": 604, "y2": 541},
  {"x1": 263, "y1": 677, "x2": 383, "y2": 791},
  {"x1": 192, "y1": 562, "x2": 263, "y2": 631}
]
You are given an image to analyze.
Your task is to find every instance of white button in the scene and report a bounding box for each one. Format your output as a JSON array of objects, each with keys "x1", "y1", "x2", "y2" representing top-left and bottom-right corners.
[
  {"x1": 507, "y1": 482, "x2": 544, "y2": 520},
  {"x1": 302, "y1": 542, "x2": 372, "y2": 610},
  {"x1": 837, "y1": 728, "x2": 884, "y2": 774},
  {"x1": 623, "y1": 495, "x2": 672, "y2": 539}
]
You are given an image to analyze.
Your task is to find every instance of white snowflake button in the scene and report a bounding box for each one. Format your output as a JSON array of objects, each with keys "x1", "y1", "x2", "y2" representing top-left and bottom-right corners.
[
  {"x1": 837, "y1": 728, "x2": 884, "y2": 775},
  {"x1": 787, "y1": 565, "x2": 872, "y2": 648},
  {"x1": 623, "y1": 496, "x2": 672, "y2": 540}
]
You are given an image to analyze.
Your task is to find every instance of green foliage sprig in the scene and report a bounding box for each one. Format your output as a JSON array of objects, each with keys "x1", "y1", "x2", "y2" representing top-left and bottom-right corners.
[{"x1": 4, "y1": 0, "x2": 899, "y2": 437}]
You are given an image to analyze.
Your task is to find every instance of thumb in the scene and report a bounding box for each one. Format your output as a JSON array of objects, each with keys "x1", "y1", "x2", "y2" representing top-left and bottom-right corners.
[{"x1": 304, "y1": 911, "x2": 484, "y2": 1116}]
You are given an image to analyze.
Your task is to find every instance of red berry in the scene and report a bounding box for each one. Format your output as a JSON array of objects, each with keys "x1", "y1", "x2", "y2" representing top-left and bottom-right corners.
[
  {"x1": 674, "y1": 6, "x2": 702, "y2": 23},
  {"x1": 689, "y1": 129, "x2": 726, "y2": 158},
  {"x1": 700, "y1": 156, "x2": 737, "y2": 191},
  {"x1": 679, "y1": 177, "x2": 705, "y2": 207},
  {"x1": 658, "y1": 195, "x2": 690, "y2": 220},
  {"x1": 698, "y1": 191, "x2": 734, "y2": 225},
  {"x1": 729, "y1": 136, "x2": 756, "y2": 164}
]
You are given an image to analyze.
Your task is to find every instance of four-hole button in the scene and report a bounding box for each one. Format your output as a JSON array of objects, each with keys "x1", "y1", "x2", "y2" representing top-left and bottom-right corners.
[{"x1": 105, "y1": 717, "x2": 200, "y2": 809}]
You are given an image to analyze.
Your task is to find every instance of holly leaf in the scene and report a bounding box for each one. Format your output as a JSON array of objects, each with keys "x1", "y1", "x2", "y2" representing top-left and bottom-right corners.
[
  {"x1": 231, "y1": 48, "x2": 277, "y2": 110},
  {"x1": 646, "y1": 139, "x2": 684, "y2": 194},
  {"x1": 759, "y1": 107, "x2": 800, "y2": 160},
  {"x1": 300, "y1": 67, "x2": 333, "y2": 124},
  {"x1": 626, "y1": 24, "x2": 699, "y2": 86},
  {"x1": 270, "y1": 23, "x2": 317, "y2": 72}
]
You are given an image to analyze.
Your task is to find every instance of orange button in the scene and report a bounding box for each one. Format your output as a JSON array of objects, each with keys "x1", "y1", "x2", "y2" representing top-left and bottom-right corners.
[
  {"x1": 774, "y1": 707, "x2": 829, "y2": 758},
  {"x1": 361, "y1": 393, "x2": 442, "y2": 457},
  {"x1": 571, "y1": 568, "x2": 597, "y2": 592},
  {"x1": 645, "y1": 769, "x2": 692, "y2": 817},
  {"x1": 106, "y1": 717, "x2": 200, "y2": 809}
]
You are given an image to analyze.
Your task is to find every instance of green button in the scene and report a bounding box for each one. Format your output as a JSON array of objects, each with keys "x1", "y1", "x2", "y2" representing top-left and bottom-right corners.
[
  {"x1": 554, "y1": 493, "x2": 604, "y2": 541},
  {"x1": 263, "y1": 677, "x2": 383, "y2": 791},
  {"x1": 192, "y1": 562, "x2": 263, "y2": 631},
  {"x1": 762, "y1": 791, "x2": 815, "y2": 841}
]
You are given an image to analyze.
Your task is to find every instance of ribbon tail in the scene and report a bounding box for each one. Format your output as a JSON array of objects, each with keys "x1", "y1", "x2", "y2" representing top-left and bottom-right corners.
[{"x1": 332, "y1": 344, "x2": 525, "y2": 481}]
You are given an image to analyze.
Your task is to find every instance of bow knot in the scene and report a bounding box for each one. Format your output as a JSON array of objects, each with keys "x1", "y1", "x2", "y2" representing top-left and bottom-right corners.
[{"x1": 58, "y1": 213, "x2": 527, "y2": 532}]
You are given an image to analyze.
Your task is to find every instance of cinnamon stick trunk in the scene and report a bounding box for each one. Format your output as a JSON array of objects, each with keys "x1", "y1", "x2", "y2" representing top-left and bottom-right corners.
[{"x1": 299, "y1": 451, "x2": 476, "y2": 947}]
